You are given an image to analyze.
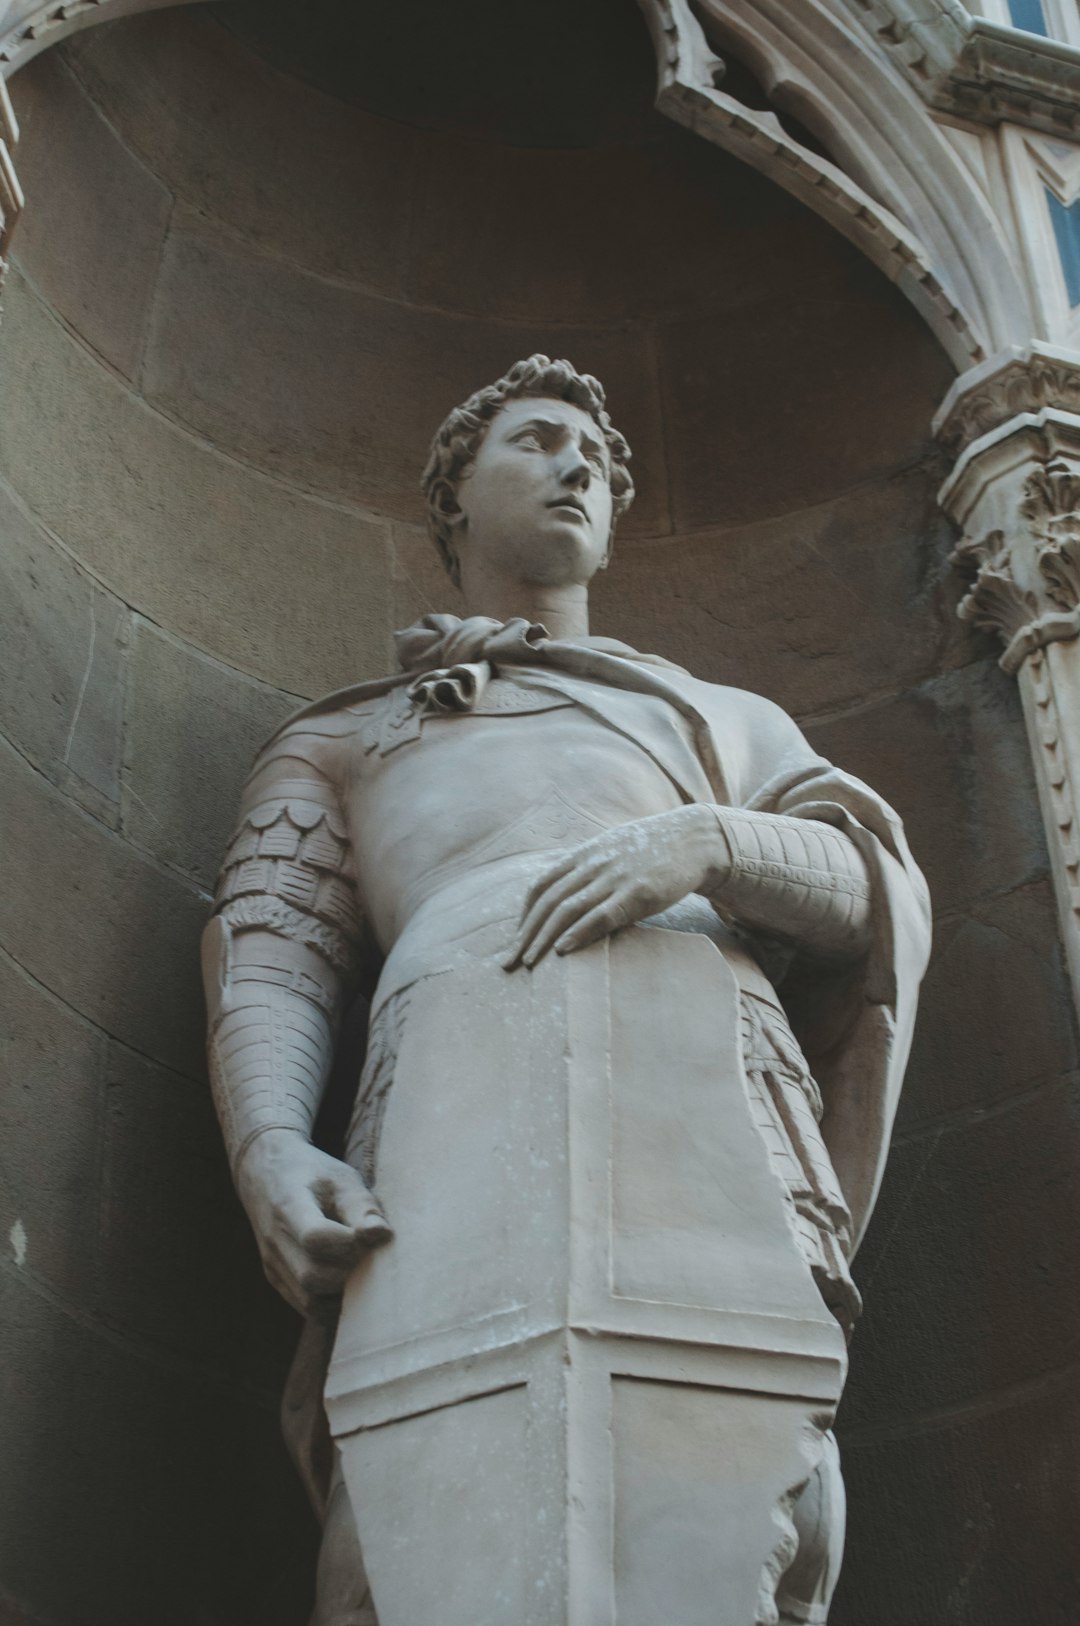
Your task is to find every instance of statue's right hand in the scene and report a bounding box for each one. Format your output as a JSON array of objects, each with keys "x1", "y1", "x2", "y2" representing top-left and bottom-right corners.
[{"x1": 235, "y1": 1128, "x2": 392, "y2": 1319}]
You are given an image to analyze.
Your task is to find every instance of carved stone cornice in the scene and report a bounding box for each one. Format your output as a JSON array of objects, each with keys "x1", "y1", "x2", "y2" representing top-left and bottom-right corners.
[
  {"x1": 934, "y1": 344, "x2": 1080, "y2": 458},
  {"x1": 845, "y1": 0, "x2": 1080, "y2": 135}
]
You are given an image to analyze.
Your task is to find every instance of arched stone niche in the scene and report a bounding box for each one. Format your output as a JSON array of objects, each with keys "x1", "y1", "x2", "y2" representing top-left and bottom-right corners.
[{"x1": 0, "y1": 4, "x2": 1077, "y2": 1624}]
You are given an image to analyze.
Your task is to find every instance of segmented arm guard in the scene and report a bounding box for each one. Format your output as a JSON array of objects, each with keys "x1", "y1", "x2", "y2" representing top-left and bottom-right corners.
[
  {"x1": 202, "y1": 777, "x2": 366, "y2": 1175},
  {"x1": 706, "y1": 806, "x2": 872, "y2": 961}
]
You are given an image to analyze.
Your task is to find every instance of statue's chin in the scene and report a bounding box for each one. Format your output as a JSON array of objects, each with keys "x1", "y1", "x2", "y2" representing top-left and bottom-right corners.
[{"x1": 512, "y1": 528, "x2": 603, "y2": 589}]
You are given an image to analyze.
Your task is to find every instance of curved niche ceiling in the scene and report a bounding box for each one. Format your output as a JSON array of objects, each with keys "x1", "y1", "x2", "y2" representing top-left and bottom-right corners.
[{"x1": 213, "y1": 0, "x2": 661, "y2": 149}]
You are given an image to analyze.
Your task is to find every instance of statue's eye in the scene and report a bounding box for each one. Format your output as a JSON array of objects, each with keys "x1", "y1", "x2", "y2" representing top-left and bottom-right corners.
[{"x1": 515, "y1": 432, "x2": 543, "y2": 450}]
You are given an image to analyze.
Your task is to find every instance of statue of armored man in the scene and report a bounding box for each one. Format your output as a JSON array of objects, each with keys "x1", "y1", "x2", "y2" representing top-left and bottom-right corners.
[{"x1": 202, "y1": 357, "x2": 930, "y2": 1626}]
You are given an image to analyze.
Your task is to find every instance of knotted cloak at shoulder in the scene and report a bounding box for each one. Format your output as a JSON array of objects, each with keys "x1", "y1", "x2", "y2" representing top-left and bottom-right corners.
[{"x1": 262, "y1": 615, "x2": 931, "y2": 1254}]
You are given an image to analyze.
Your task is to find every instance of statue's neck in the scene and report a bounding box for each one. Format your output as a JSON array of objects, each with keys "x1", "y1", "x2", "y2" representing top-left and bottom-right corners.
[{"x1": 460, "y1": 578, "x2": 592, "y2": 643}]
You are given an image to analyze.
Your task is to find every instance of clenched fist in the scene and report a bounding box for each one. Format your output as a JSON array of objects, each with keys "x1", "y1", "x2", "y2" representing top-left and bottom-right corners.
[{"x1": 236, "y1": 1128, "x2": 392, "y2": 1319}]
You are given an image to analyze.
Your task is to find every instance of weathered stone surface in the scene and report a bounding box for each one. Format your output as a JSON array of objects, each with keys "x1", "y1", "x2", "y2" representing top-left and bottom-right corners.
[
  {"x1": 0, "y1": 1268, "x2": 315, "y2": 1626},
  {"x1": 0, "y1": 479, "x2": 128, "y2": 825},
  {"x1": 0, "y1": 734, "x2": 208, "y2": 1081},
  {"x1": 406, "y1": 119, "x2": 865, "y2": 326},
  {"x1": 0, "y1": 950, "x2": 105, "y2": 1298},
  {"x1": 593, "y1": 465, "x2": 969, "y2": 715},
  {"x1": 8, "y1": 52, "x2": 171, "y2": 380},
  {"x1": 900, "y1": 880, "x2": 1078, "y2": 1132},
  {"x1": 123, "y1": 620, "x2": 297, "y2": 886},
  {"x1": 804, "y1": 659, "x2": 1047, "y2": 918},
  {"x1": 140, "y1": 209, "x2": 670, "y2": 536},
  {"x1": 0, "y1": 1598, "x2": 43, "y2": 1625},
  {"x1": 62, "y1": 13, "x2": 420, "y2": 294},
  {"x1": 836, "y1": 1378, "x2": 1080, "y2": 1626},
  {"x1": 846, "y1": 1064, "x2": 1080, "y2": 1427},
  {"x1": 390, "y1": 520, "x2": 462, "y2": 632},
  {"x1": 99, "y1": 1037, "x2": 292, "y2": 1381},
  {"x1": 659, "y1": 289, "x2": 954, "y2": 530},
  {"x1": 0, "y1": 945, "x2": 290, "y2": 1389},
  {"x1": 215, "y1": 0, "x2": 659, "y2": 148},
  {"x1": 0, "y1": 269, "x2": 395, "y2": 697}
]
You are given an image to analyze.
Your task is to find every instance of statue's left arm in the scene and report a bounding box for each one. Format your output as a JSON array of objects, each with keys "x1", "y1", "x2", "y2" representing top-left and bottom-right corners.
[
  {"x1": 506, "y1": 802, "x2": 871, "y2": 969},
  {"x1": 699, "y1": 804, "x2": 871, "y2": 960},
  {"x1": 505, "y1": 682, "x2": 930, "y2": 1249}
]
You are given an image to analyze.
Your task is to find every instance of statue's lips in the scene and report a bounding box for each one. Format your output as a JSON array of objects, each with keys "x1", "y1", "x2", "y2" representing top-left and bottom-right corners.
[{"x1": 546, "y1": 498, "x2": 588, "y2": 521}]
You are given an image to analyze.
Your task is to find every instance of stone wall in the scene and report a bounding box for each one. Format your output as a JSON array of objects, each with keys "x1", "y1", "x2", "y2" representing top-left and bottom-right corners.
[{"x1": 0, "y1": 5, "x2": 1075, "y2": 1622}]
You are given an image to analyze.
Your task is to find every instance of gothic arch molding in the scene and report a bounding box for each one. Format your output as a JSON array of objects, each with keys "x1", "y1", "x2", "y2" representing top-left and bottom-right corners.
[
  {"x1": 637, "y1": 0, "x2": 1032, "y2": 371},
  {"x1": 0, "y1": 0, "x2": 210, "y2": 76},
  {"x1": 1, "y1": 0, "x2": 1034, "y2": 376}
]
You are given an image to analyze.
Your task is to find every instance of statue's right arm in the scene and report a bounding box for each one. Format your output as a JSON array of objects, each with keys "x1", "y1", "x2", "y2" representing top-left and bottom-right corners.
[{"x1": 202, "y1": 730, "x2": 389, "y2": 1318}]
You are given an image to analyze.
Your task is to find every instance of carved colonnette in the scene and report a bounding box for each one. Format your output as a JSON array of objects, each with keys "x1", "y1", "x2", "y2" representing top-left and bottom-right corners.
[
  {"x1": 938, "y1": 348, "x2": 1080, "y2": 1007},
  {"x1": 0, "y1": 73, "x2": 22, "y2": 308}
]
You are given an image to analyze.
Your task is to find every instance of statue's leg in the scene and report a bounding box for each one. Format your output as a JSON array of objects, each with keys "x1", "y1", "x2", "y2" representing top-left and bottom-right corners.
[
  {"x1": 775, "y1": 1431, "x2": 846, "y2": 1625},
  {"x1": 282, "y1": 1320, "x2": 377, "y2": 1626},
  {"x1": 311, "y1": 1450, "x2": 378, "y2": 1626}
]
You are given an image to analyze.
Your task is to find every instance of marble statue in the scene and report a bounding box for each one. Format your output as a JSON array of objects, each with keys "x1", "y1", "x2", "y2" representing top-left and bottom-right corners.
[{"x1": 202, "y1": 356, "x2": 930, "y2": 1626}]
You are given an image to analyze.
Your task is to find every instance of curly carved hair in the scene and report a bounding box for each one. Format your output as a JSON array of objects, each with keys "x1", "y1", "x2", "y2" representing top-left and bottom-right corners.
[{"x1": 421, "y1": 354, "x2": 635, "y2": 586}]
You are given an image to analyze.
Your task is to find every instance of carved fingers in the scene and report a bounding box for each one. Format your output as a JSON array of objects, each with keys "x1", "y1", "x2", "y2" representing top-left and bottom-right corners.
[
  {"x1": 504, "y1": 805, "x2": 720, "y2": 970},
  {"x1": 239, "y1": 1132, "x2": 391, "y2": 1319}
]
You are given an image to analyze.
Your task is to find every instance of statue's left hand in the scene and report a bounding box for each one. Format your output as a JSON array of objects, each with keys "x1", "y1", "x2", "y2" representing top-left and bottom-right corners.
[{"x1": 504, "y1": 804, "x2": 720, "y2": 970}]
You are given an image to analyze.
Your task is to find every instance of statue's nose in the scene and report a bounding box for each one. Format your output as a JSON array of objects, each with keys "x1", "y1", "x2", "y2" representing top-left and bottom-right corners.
[{"x1": 559, "y1": 450, "x2": 590, "y2": 490}]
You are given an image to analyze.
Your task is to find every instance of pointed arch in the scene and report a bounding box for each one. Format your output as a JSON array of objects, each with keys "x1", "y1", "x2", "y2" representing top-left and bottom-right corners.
[
  {"x1": 637, "y1": 0, "x2": 1034, "y2": 371},
  {"x1": 0, "y1": 0, "x2": 1044, "y2": 373}
]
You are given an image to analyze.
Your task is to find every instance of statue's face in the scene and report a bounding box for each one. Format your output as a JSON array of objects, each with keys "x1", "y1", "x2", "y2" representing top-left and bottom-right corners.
[{"x1": 455, "y1": 396, "x2": 614, "y2": 587}]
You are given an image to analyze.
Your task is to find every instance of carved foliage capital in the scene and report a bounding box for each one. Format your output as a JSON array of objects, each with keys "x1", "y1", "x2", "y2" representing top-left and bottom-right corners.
[{"x1": 953, "y1": 460, "x2": 1080, "y2": 672}]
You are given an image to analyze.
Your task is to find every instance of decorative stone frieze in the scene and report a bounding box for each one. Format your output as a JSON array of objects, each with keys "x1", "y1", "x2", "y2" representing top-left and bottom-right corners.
[
  {"x1": 936, "y1": 343, "x2": 1080, "y2": 456},
  {"x1": 939, "y1": 350, "x2": 1080, "y2": 1001}
]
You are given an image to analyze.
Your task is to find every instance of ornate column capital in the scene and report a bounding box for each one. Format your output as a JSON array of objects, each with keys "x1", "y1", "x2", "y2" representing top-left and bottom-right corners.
[
  {"x1": 937, "y1": 347, "x2": 1080, "y2": 671},
  {"x1": 937, "y1": 349, "x2": 1080, "y2": 998}
]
